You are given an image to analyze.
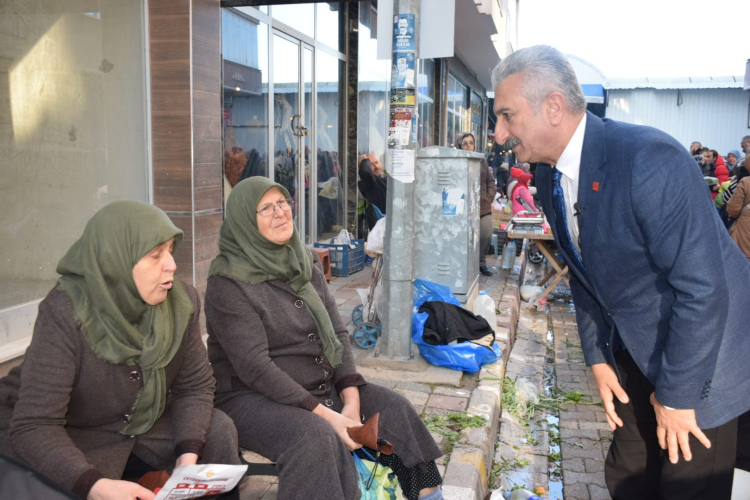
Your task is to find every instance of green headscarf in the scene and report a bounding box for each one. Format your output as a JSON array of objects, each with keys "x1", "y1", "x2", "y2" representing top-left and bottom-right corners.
[
  {"x1": 209, "y1": 177, "x2": 343, "y2": 367},
  {"x1": 56, "y1": 200, "x2": 193, "y2": 436}
]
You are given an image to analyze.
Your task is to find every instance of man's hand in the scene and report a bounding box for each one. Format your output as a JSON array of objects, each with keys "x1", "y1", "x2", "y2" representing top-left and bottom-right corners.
[
  {"x1": 650, "y1": 393, "x2": 711, "y2": 463},
  {"x1": 590, "y1": 363, "x2": 629, "y2": 430}
]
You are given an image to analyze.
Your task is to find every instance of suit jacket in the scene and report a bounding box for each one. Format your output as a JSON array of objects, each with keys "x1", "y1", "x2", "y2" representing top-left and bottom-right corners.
[{"x1": 536, "y1": 112, "x2": 750, "y2": 428}]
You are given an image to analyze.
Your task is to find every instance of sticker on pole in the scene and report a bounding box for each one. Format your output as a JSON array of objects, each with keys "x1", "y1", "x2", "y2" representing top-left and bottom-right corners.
[
  {"x1": 390, "y1": 88, "x2": 415, "y2": 107},
  {"x1": 388, "y1": 108, "x2": 412, "y2": 146},
  {"x1": 153, "y1": 464, "x2": 247, "y2": 499}
]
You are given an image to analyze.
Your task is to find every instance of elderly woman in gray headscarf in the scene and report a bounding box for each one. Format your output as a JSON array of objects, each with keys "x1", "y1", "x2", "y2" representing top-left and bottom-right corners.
[{"x1": 205, "y1": 177, "x2": 445, "y2": 500}]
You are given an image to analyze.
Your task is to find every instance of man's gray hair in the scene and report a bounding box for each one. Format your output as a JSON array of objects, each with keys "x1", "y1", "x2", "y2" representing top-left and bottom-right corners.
[
  {"x1": 742, "y1": 135, "x2": 750, "y2": 143},
  {"x1": 491, "y1": 45, "x2": 586, "y2": 114}
]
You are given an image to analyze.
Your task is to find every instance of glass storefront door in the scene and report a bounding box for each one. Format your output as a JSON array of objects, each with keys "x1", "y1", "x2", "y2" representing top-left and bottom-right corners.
[
  {"x1": 222, "y1": 6, "x2": 346, "y2": 245},
  {"x1": 272, "y1": 32, "x2": 315, "y2": 244}
]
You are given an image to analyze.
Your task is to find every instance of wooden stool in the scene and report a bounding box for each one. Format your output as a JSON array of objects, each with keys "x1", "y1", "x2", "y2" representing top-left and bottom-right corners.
[{"x1": 311, "y1": 247, "x2": 332, "y2": 282}]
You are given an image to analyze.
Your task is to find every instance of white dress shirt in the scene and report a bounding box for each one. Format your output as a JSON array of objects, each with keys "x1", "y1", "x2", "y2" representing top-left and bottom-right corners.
[{"x1": 554, "y1": 114, "x2": 587, "y2": 256}]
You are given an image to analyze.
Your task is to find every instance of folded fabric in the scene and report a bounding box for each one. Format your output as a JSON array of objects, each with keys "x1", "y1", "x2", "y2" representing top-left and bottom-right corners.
[{"x1": 417, "y1": 301, "x2": 495, "y2": 348}]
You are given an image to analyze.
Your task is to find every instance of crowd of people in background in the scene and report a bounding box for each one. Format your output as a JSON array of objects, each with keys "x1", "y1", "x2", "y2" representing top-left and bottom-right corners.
[
  {"x1": 694, "y1": 136, "x2": 750, "y2": 259},
  {"x1": 469, "y1": 135, "x2": 750, "y2": 262}
]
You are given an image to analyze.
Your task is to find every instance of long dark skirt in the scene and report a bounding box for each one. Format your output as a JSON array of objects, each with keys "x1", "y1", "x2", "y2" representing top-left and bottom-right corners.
[{"x1": 217, "y1": 382, "x2": 443, "y2": 500}]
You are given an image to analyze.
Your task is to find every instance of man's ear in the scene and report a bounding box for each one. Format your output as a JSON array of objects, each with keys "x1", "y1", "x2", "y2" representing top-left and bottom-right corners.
[{"x1": 545, "y1": 92, "x2": 565, "y2": 126}]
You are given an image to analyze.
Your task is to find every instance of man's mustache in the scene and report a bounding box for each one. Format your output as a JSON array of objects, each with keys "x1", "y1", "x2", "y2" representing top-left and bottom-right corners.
[{"x1": 504, "y1": 137, "x2": 521, "y2": 149}]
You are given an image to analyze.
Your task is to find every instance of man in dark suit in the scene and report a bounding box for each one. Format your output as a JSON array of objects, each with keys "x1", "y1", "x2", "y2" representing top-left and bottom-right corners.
[{"x1": 491, "y1": 45, "x2": 750, "y2": 499}]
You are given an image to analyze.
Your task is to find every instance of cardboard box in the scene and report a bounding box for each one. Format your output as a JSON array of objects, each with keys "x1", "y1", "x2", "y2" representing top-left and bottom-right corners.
[{"x1": 492, "y1": 209, "x2": 511, "y2": 228}]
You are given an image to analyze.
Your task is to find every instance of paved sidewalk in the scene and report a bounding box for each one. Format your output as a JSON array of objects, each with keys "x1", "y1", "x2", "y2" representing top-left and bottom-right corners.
[
  {"x1": 240, "y1": 255, "x2": 521, "y2": 500},
  {"x1": 491, "y1": 259, "x2": 613, "y2": 500},
  {"x1": 551, "y1": 307, "x2": 612, "y2": 500}
]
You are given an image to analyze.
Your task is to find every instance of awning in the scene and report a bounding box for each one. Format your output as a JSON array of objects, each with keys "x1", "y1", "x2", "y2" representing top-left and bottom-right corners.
[{"x1": 581, "y1": 84, "x2": 604, "y2": 104}]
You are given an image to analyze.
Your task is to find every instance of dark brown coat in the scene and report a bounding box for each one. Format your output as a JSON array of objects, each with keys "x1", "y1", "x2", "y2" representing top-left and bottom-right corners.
[
  {"x1": 205, "y1": 257, "x2": 442, "y2": 500},
  {"x1": 480, "y1": 157, "x2": 497, "y2": 216},
  {"x1": 728, "y1": 176, "x2": 750, "y2": 259},
  {"x1": 0, "y1": 283, "x2": 239, "y2": 498}
]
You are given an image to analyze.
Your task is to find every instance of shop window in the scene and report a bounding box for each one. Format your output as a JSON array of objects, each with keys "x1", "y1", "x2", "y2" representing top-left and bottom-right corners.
[
  {"x1": 447, "y1": 74, "x2": 468, "y2": 147},
  {"x1": 222, "y1": 10, "x2": 269, "y2": 196},
  {"x1": 357, "y1": 2, "x2": 389, "y2": 160},
  {"x1": 470, "y1": 91, "x2": 484, "y2": 152},
  {"x1": 316, "y1": 2, "x2": 344, "y2": 53},
  {"x1": 271, "y1": 3, "x2": 315, "y2": 38},
  {"x1": 417, "y1": 59, "x2": 435, "y2": 148},
  {"x1": 316, "y1": 51, "x2": 346, "y2": 242},
  {"x1": 0, "y1": 0, "x2": 149, "y2": 361}
]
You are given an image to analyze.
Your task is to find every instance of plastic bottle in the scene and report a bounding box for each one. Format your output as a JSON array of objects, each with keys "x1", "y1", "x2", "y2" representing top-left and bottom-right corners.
[
  {"x1": 500, "y1": 239, "x2": 516, "y2": 269},
  {"x1": 472, "y1": 290, "x2": 497, "y2": 333},
  {"x1": 508, "y1": 489, "x2": 543, "y2": 500}
]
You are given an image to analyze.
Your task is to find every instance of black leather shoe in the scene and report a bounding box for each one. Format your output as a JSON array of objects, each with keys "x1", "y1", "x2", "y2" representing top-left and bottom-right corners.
[{"x1": 480, "y1": 265, "x2": 493, "y2": 277}]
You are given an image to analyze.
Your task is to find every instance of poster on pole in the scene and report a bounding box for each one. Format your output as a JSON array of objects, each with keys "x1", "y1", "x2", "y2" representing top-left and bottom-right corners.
[
  {"x1": 393, "y1": 14, "x2": 415, "y2": 51},
  {"x1": 391, "y1": 52, "x2": 415, "y2": 89},
  {"x1": 387, "y1": 108, "x2": 412, "y2": 146}
]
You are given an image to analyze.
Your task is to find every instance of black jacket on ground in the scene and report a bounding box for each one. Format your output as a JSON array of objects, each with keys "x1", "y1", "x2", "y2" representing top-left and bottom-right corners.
[{"x1": 418, "y1": 301, "x2": 494, "y2": 346}]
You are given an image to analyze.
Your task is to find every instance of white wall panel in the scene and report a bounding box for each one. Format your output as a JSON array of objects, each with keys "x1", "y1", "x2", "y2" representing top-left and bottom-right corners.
[{"x1": 605, "y1": 88, "x2": 750, "y2": 156}]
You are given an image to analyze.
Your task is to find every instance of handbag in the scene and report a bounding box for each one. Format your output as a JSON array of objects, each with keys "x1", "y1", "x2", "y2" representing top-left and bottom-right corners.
[{"x1": 352, "y1": 448, "x2": 405, "y2": 500}]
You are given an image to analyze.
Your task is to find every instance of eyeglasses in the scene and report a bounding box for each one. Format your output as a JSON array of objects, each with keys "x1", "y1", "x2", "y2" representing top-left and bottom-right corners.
[
  {"x1": 257, "y1": 199, "x2": 294, "y2": 217},
  {"x1": 461, "y1": 141, "x2": 474, "y2": 147}
]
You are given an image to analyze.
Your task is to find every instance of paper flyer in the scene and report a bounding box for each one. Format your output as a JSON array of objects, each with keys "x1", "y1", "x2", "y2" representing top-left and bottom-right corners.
[
  {"x1": 388, "y1": 149, "x2": 415, "y2": 183},
  {"x1": 154, "y1": 464, "x2": 247, "y2": 500}
]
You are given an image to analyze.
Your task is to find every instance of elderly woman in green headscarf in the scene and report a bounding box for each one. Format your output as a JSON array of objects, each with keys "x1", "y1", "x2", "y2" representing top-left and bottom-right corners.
[
  {"x1": 205, "y1": 177, "x2": 444, "y2": 500},
  {"x1": 0, "y1": 201, "x2": 241, "y2": 500}
]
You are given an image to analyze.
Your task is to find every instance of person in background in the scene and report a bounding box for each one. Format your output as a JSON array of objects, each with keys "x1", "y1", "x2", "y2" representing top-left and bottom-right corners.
[
  {"x1": 460, "y1": 133, "x2": 497, "y2": 277},
  {"x1": 707, "y1": 150, "x2": 729, "y2": 200},
  {"x1": 0, "y1": 201, "x2": 241, "y2": 500},
  {"x1": 727, "y1": 160, "x2": 750, "y2": 259},
  {"x1": 726, "y1": 149, "x2": 740, "y2": 177},
  {"x1": 358, "y1": 154, "x2": 387, "y2": 231},
  {"x1": 487, "y1": 141, "x2": 509, "y2": 196},
  {"x1": 690, "y1": 141, "x2": 702, "y2": 155},
  {"x1": 506, "y1": 167, "x2": 538, "y2": 216}
]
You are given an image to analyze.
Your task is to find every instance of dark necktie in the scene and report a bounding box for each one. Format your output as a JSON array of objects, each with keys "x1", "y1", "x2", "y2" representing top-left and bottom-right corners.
[{"x1": 552, "y1": 167, "x2": 583, "y2": 267}]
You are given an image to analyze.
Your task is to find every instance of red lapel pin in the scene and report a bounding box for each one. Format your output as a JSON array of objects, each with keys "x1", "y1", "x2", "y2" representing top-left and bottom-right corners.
[{"x1": 592, "y1": 181, "x2": 600, "y2": 191}]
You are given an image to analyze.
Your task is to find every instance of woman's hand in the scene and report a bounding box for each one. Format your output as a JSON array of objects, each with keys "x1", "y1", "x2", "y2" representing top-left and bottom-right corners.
[
  {"x1": 312, "y1": 404, "x2": 363, "y2": 451},
  {"x1": 175, "y1": 452, "x2": 199, "y2": 468},
  {"x1": 88, "y1": 478, "x2": 155, "y2": 500},
  {"x1": 339, "y1": 386, "x2": 362, "y2": 424},
  {"x1": 340, "y1": 404, "x2": 361, "y2": 424}
]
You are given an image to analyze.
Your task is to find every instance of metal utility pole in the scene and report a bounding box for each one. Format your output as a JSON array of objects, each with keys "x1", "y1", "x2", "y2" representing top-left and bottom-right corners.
[{"x1": 377, "y1": 0, "x2": 421, "y2": 361}]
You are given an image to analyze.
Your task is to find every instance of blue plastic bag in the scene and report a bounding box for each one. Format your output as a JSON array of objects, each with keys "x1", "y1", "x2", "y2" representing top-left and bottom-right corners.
[{"x1": 412, "y1": 279, "x2": 502, "y2": 373}]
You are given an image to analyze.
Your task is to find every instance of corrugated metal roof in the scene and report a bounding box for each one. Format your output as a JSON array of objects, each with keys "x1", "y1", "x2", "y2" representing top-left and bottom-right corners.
[{"x1": 605, "y1": 76, "x2": 744, "y2": 90}]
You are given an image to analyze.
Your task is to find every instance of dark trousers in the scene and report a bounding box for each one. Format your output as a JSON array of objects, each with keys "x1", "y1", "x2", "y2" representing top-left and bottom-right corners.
[{"x1": 605, "y1": 350, "x2": 737, "y2": 500}]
